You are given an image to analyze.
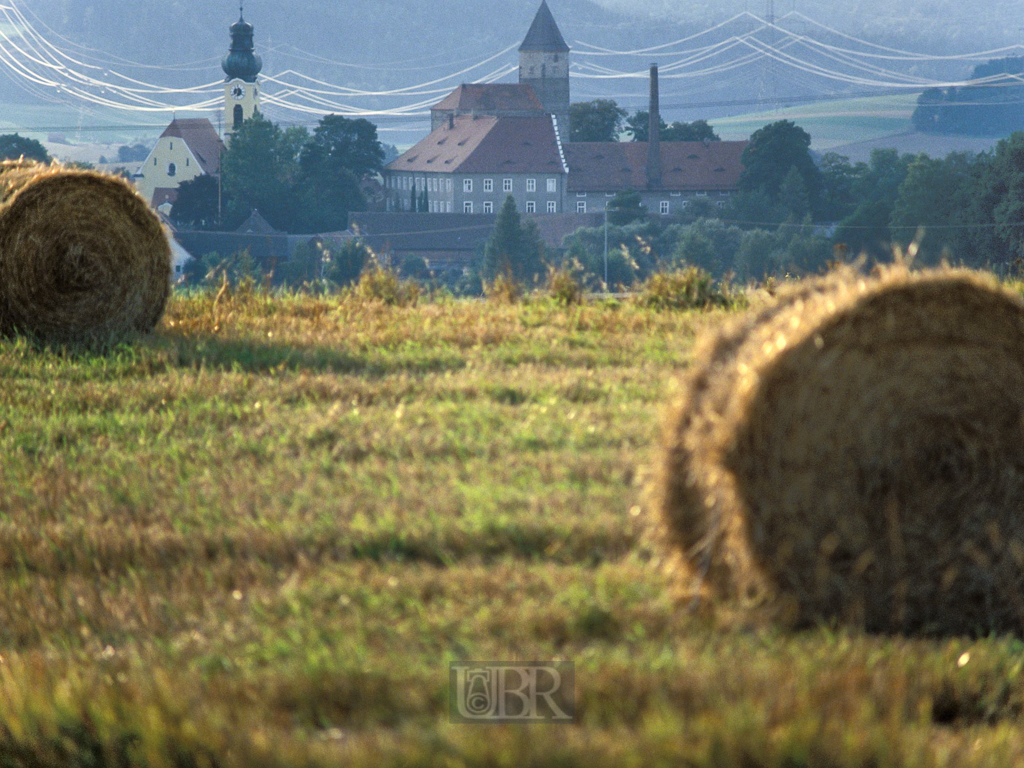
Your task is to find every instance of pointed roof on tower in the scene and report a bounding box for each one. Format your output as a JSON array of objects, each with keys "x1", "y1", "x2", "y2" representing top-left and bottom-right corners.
[{"x1": 519, "y1": 1, "x2": 569, "y2": 52}]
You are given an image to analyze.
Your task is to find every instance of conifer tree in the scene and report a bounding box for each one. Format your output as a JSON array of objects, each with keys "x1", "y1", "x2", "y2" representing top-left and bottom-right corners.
[{"x1": 481, "y1": 195, "x2": 545, "y2": 284}]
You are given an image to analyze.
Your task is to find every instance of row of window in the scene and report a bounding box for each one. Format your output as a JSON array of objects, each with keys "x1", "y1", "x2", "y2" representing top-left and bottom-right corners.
[
  {"x1": 574, "y1": 199, "x2": 727, "y2": 214},
  {"x1": 573, "y1": 191, "x2": 730, "y2": 198},
  {"x1": 388, "y1": 199, "x2": 559, "y2": 214},
  {"x1": 465, "y1": 200, "x2": 557, "y2": 214},
  {"x1": 386, "y1": 175, "x2": 559, "y2": 194},
  {"x1": 389, "y1": 176, "x2": 455, "y2": 193},
  {"x1": 469, "y1": 177, "x2": 557, "y2": 194}
]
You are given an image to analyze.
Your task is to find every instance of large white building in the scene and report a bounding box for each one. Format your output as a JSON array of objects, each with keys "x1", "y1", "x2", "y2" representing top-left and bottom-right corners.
[{"x1": 385, "y1": 3, "x2": 747, "y2": 219}]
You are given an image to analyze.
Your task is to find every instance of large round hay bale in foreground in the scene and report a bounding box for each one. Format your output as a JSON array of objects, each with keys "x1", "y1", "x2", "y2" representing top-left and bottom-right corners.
[
  {"x1": 654, "y1": 267, "x2": 1024, "y2": 635},
  {"x1": 0, "y1": 162, "x2": 171, "y2": 347}
]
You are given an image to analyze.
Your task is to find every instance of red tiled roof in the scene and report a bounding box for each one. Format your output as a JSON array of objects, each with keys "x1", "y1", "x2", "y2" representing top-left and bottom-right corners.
[
  {"x1": 152, "y1": 187, "x2": 179, "y2": 209},
  {"x1": 387, "y1": 115, "x2": 566, "y2": 175},
  {"x1": 431, "y1": 83, "x2": 545, "y2": 115},
  {"x1": 161, "y1": 118, "x2": 225, "y2": 175},
  {"x1": 565, "y1": 140, "x2": 748, "y2": 192}
]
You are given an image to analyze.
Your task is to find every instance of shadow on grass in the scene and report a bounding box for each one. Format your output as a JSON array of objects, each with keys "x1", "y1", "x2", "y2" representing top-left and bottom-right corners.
[{"x1": 156, "y1": 331, "x2": 467, "y2": 376}]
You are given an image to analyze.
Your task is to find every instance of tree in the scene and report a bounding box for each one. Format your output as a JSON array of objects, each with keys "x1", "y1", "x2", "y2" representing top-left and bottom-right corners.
[
  {"x1": 818, "y1": 152, "x2": 860, "y2": 221},
  {"x1": 989, "y1": 132, "x2": 1024, "y2": 258},
  {"x1": 778, "y1": 166, "x2": 810, "y2": 220},
  {"x1": 662, "y1": 120, "x2": 719, "y2": 142},
  {"x1": 323, "y1": 239, "x2": 372, "y2": 287},
  {"x1": 890, "y1": 152, "x2": 977, "y2": 263},
  {"x1": 739, "y1": 121, "x2": 824, "y2": 218},
  {"x1": 911, "y1": 58, "x2": 1024, "y2": 137},
  {"x1": 606, "y1": 189, "x2": 647, "y2": 225},
  {"x1": 296, "y1": 115, "x2": 381, "y2": 232},
  {"x1": 221, "y1": 112, "x2": 307, "y2": 232},
  {"x1": 481, "y1": 195, "x2": 545, "y2": 283},
  {"x1": 170, "y1": 174, "x2": 222, "y2": 230},
  {"x1": 117, "y1": 144, "x2": 150, "y2": 163},
  {"x1": 625, "y1": 113, "x2": 719, "y2": 142},
  {"x1": 300, "y1": 115, "x2": 384, "y2": 183},
  {"x1": 569, "y1": 100, "x2": 626, "y2": 142},
  {"x1": 624, "y1": 111, "x2": 665, "y2": 143},
  {"x1": 833, "y1": 149, "x2": 913, "y2": 259},
  {"x1": 399, "y1": 255, "x2": 431, "y2": 280},
  {"x1": 0, "y1": 134, "x2": 50, "y2": 163},
  {"x1": 670, "y1": 218, "x2": 743, "y2": 274}
]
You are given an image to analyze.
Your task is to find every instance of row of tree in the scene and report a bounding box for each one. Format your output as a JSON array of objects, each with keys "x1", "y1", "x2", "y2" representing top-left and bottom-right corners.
[
  {"x1": 557, "y1": 120, "x2": 1024, "y2": 278},
  {"x1": 172, "y1": 112, "x2": 386, "y2": 234},
  {"x1": 912, "y1": 57, "x2": 1024, "y2": 137},
  {"x1": 568, "y1": 99, "x2": 719, "y2": 144}
]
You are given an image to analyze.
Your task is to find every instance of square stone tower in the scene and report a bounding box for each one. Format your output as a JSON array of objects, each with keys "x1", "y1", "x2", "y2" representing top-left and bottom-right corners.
[{"x1": 519, "y1": 1, "x2": 571, "y2": 139}]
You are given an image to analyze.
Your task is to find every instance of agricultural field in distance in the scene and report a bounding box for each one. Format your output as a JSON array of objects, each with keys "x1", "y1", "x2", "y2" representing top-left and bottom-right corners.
[
  {"x1": 711, "y1": 93, "x2": 1002, "y2": 160},
  {"x1": 1, "y1": 286, "x2": 1024, "y2": 767},
  {"x1": 712, "y1": 93, "x2": 919, "y2": 149}
]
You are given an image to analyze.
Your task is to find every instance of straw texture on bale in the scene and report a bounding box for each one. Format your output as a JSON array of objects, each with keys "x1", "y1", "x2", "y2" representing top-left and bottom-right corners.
[
  {"x1": 654, "y1": 268, "x2": 1024, "y2": 635},
  {"x1": 0, "y1": 162, "x2": 171, "y2": 346}
]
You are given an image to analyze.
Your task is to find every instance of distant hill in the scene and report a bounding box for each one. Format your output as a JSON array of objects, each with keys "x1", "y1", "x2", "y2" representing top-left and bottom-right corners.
[
  {"x1": 23, "y1": 0, "x2": 1019, "y2": 90},
  {"x1": 6, "y1": 0, "x2": 1022, "y2": 148},
  {"x1": 24, "y1": 0, "x2": 639, "y2": 90}
]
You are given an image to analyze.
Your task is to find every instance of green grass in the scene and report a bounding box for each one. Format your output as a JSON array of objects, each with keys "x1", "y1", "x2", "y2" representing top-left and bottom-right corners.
[{"x1": 0, "y1": 286, "x2": 1022, "y2": 767}]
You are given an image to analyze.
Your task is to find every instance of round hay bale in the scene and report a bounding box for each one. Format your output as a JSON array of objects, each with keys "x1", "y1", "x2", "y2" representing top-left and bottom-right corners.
[
  {"x1": 654, "y1": 267, "x2": 1024, "y2": 635},
  {"x1": 0, "y1": 161, "x2": 171, "y2": 346}
]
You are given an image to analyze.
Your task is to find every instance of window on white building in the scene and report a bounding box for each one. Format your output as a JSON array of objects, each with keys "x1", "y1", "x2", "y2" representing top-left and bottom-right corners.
[
  {"x1": 576, "y1": 192, "x2": 587, "y2": 197},
  {"x1": 483, "y1": 201, "x2": 493, "y2": 213},
  {"x1": 463, "y1": 179, "x2": 473, "y2": 193},
  {"x1": 464, "y1": 201, "x2": 473, "y2": 213},
  {"x1": 547, "y1": 201, "x2": 557, "y2": 213},
  {"x1": 526, "y1": 201, "x2": 536, "y2": 213},
  {"x1": 168, "y1": 163, "x2": 176, "y2": 177},
  {"x1": 447, "y1": 201, "x2": 452, "y2": 212},
  {"x1": 527, "y1": 178, "x2": 536, "y2": 193},
  {"x1": 483, "y1": 178, "x2": 493, "y2": 192},
  {"x1": 717, "y1": 200, "x2": 727, "y2": 208},
  {"x1": 577, "y1": 201, "x2": 587, "y2": 213},
  {"x1": 660, "y1": 201, "x2": 670, "y2": 215},
  {"x1": 670, "y1": 191, "x2": 682, "y2": 197},
  {"x1": 503, "y1": 178, "x2": 513, "y2": 192},
  {"x1": 546, "y1": 178, "x2": 557, "y2": 193}
]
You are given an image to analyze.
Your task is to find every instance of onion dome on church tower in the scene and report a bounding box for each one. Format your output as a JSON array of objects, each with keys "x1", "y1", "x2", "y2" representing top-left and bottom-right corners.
[{"x1": 222, "y1": 5, "x2": 263, "y2": 83}]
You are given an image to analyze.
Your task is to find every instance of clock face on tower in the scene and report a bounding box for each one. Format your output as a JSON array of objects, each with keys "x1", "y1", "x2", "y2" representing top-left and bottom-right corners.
[{"x1": 231, "y1": 84, "x2": 245, "y2": 101}]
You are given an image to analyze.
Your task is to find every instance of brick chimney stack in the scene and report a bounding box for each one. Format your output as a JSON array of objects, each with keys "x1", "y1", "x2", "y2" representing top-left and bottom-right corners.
[{"x1": 647, "y1": 64, "x2": 662, "y2": 189}]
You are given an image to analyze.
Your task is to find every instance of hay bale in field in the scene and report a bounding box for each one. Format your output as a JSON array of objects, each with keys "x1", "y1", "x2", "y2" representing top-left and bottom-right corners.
[
  {"x1": 0, "y1": 161, "x2": 171, "y2": 346},
  {"x1": 654, "y1": 267, "x2": 1024, "y2": 635}
]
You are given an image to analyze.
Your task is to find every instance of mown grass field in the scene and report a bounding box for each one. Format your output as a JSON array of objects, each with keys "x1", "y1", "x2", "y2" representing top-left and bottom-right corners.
[{"x1": 1, "y1": 286, "x2": 1024, "y2": 767}]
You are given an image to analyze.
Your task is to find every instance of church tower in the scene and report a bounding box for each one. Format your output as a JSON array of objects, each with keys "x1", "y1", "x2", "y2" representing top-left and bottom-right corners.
[
  {"x1": 519, "y1": 1, "x2": 571, "y2": 139},
  {"x1": 222, "y1": 4, "x2": 263, "y2": 143}
]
